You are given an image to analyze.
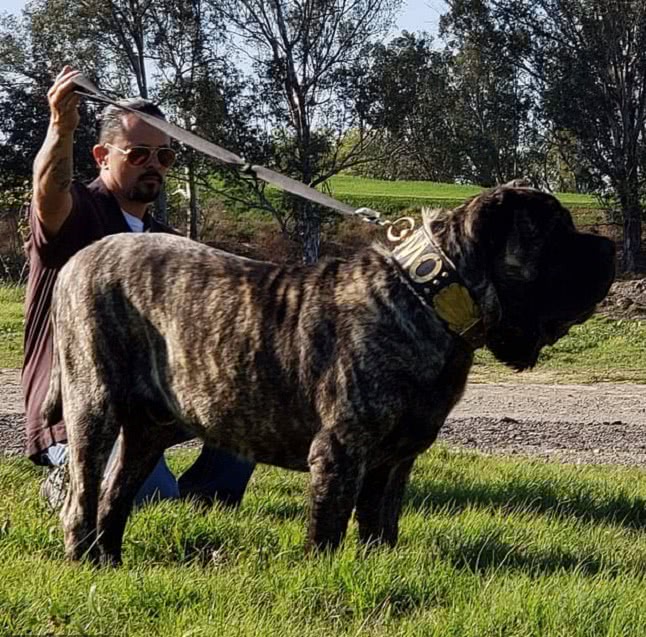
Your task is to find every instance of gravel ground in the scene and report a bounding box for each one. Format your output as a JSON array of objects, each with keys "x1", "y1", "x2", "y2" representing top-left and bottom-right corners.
[{"x1": 2, "y1": 368, "x2": 646, "y2": 466}]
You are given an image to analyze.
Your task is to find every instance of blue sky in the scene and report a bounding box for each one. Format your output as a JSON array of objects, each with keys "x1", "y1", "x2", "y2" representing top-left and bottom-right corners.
[
  {"x1": 396, "y1": 0, "x2": 447, "y2": 34},
  {"x1": 2, "y1": 0, "x2": 447, "y2": 34}
]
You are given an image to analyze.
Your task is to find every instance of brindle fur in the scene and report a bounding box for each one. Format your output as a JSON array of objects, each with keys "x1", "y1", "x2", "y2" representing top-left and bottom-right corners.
[{"x1": 44, "y1": 185, "x2": 615, "y2": 565}]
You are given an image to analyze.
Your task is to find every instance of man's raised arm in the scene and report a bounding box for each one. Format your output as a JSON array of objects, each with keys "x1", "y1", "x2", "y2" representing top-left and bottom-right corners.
[{"x1": 32, "y1": 66, "x2": 81, "y2": 237}]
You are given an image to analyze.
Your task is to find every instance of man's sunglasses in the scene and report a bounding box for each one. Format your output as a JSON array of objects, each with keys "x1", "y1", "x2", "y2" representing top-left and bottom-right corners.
[{"x1": 105, "y1": 143, "x2": 176, "y2": 168}]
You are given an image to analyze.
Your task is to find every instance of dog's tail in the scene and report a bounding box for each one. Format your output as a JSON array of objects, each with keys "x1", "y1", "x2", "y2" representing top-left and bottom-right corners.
[{"x1": 42, "y1": 308, "x2": 63, "y2": 427}]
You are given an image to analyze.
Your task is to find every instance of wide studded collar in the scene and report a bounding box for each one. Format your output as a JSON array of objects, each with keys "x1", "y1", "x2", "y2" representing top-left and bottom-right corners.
[{"x1": 390, "y1": 214, "x2": 485, "y2": 350}]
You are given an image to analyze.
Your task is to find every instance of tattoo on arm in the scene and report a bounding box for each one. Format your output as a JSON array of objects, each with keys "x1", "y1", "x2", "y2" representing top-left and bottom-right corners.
[
  {"x1": 52, "y1": 157, "x2": 72, "y2": 192},
  {"x1": 32, "y1": 127, "x2": 74, "y2": 223}
]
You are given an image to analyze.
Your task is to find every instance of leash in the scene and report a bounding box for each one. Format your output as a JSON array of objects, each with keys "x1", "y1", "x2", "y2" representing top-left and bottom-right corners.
[
  {"x1": 72, "y1": 76, "x2": 485, "y2": 347},
  {"x1": 72, "y1": 75, "x2": 385, "y2": 228}
]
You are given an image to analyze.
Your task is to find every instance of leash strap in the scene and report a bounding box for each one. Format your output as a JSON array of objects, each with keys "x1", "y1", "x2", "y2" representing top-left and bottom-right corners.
[
  {"x1": 74, "y1": 75, "x2": 486, "y2": 348},
  {"x1": 72, "y1": 75, "x2": 381, "y2": 223}
]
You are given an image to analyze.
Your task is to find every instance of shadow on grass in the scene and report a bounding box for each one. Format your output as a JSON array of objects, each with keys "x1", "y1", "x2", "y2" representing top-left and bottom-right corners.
[
  {"x1": 432, "y1": 528, "x2": 613, "y2": 577},
  {"x1": 405, "y1": 473, "x2": 646, "y2": 530}
]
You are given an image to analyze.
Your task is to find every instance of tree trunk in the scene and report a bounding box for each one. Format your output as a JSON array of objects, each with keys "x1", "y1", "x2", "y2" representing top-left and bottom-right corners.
[
  {"x1": 187, "y1": 162, "x2": 199, "y2": 240},
  {"x1": 623, "y1": 205, "x2": 641, "y2": 272},
  {"x1": 619, "y1": 174, "x2": 642, "y2": 272},
  {"x1": 154, "y1": 186, "x2": 168, "y2": 225},
  {"x1": 296, "y1": 201, "x2": 321, "y2": 265}
]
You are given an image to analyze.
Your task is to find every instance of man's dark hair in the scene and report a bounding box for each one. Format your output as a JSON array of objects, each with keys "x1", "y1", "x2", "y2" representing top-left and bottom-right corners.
[{"x1": 98, "y1": 99, "x2": 166, "y2": 144}]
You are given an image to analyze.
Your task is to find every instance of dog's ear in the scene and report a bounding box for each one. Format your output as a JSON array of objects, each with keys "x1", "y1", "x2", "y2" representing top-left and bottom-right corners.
[
  {"x1": 467, "y1": 187, "x2": 551, "y2": 282},
  {"x1": 501, "y1": 207, "x2": 542, "y2": 281}
]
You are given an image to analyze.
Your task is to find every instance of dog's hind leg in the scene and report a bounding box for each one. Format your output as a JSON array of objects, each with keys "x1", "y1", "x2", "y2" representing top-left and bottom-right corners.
[
  {"x1": 96, "y1": 423, "x2": 181, "y2": 566},
  {"x1": 306, "y1": 430, "x2": 366, "y2": 552},
  {"x1": 60, "y1": 394, "x2": 119, "y2": 564},
  {"x1": 355, "y1": 457, "x2": 416, "y2": 548}
]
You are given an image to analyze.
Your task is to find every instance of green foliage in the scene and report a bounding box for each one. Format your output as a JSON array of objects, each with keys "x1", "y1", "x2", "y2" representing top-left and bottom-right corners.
[
  {"x1": 3, "y1": 448, "x2": 646, "y2": 634},
  {"x1": 0, "y1": 3, "x2": 103, "y2": 192},
  {"x1": 443, "y1": 0, "x2": 646, "y2": 270},
  {"x1": 217, "y1": 0, "x2": 405, "y2": 262},
  {"x1": 352, "y1": 32, "x2": 466, "y2": 183}
]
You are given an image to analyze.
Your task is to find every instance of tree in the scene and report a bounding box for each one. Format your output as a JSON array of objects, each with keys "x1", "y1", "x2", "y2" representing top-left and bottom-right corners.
[
  {"x1": 76, "y1": 0, "x2": 156, "y2": 98},
  {"x1": 216, "y1": 0, "x2": 403, "y2": 264},
  {"x1": 1, "y1": 0, "x2": 264, "y2": 237},
  {"x1": 148, "y1": 0, "x2": 269, "y2": 240},
  {"x1": 445, "y1": 0, "x2": 646, "y2": 271},
  {"x1": 150, "y1": 0, "x2": 228, "y2": 238},
  {"x1": 440, "y1": 2, "x2": 538, "y2": 187},
  {"x1": 0, "y1": 5, "x2": 99, "y2": 193},
  {"x1": 351, "y1": 24, "x2": 540, "y2": 186},
  {"x1": 536, "y1": 0, "x2": 646, "y2": 271},
  {"x1": 352, "y1": 31, "x2": 465, "y2": 181},
  {"x1": 450, "y1": 43, "x2": 533, "y2": 186}
]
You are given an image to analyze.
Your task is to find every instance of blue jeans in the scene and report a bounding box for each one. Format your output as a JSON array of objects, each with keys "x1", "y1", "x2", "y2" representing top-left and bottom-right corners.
[{"x1": 42, "y1": 442, "x2": 255, "y2": 508}]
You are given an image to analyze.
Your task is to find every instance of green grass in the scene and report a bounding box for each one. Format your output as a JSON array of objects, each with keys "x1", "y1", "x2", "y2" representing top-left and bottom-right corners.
[
  {"x1": 471, "y1": 316, "x2": 646, "y2": 384},
  {"x1": 328, "y1": 175, "x2": 598, "y2": 207},
  {"x1": 246, "y1": 175, "x2": 603, "y2": 225},
  {"x1": 324, "y1": 176, "x2": 603, "y2": 226},
  {"x1": 0, "y1": 284, "x2": 24, "y2": 369},
  {"x1": 2, "y1": 286, "x2": 643, "y2": 384},
  {"x1": 3, "y1": 447, "x2": 646, "y2": 635}
]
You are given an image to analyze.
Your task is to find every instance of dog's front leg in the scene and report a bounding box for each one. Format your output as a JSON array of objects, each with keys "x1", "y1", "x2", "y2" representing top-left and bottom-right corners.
[
  {"x1": 355, "y1": 457, "x2": 416, "y2": 548},
  {"x1": 306, "y1": 430, "x2": 365, "y2": 552}
]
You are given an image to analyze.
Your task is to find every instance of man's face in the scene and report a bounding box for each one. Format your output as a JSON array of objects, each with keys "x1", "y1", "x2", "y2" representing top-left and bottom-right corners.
[{"x1": 97, "y1": 113, "x2": 172, "y2": 204}]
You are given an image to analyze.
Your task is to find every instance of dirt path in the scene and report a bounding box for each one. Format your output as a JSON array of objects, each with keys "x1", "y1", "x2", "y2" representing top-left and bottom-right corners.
[
  {"x1": 2, "y1": 368, "x2": 646, "y2": 466},
  {"x1": 446, "y1": 383, "x2": 646, "y2": 466}
]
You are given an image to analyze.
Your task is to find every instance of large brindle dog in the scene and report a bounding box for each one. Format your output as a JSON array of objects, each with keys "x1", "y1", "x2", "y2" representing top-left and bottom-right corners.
[{"x1": 44, "y1": 184, "x2": 615, "y2": 564}]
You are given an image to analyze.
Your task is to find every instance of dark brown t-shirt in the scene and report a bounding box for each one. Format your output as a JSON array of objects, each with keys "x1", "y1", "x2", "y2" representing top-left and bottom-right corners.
[{"x1": 22, "y1": 176, "x2": 174, "y2": 463}]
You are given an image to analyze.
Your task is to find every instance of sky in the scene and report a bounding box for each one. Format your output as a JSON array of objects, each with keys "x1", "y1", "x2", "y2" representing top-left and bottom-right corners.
[
  {"x1": 1, "y1": 0, "x2": 448, "y2": 35},
  {"x1": 396, "y1": 0, "x2": 447, "y2": 34}
]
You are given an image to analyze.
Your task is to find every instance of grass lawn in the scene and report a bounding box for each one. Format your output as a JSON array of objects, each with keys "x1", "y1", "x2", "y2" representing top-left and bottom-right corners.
[
  {"x1": 0, "y1": 284, "x2": 24, "y2": 369},
  {"x1": 233, "y1": 176, "x2": 603, "y2": 225},
  {"x1": 471, "y1": 316, "x2": 646, "y2": 384},
  {"x1": 325, "y1": 176, "x2": 604, "y2": 226},
  {"x1": 2, "y1": 284, "x2": 644, "y2": 383},
  {"x1": 327, "y1": 175, "x2": 599, "y2": 208},
  {"x1": 2, "y1": 447, "x2": 646, "y2": 635}
]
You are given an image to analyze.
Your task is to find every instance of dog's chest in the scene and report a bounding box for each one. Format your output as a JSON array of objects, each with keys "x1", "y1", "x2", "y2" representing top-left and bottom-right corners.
[{"x1": 373, "y1": 343, "x2": 473, "y2": 464}]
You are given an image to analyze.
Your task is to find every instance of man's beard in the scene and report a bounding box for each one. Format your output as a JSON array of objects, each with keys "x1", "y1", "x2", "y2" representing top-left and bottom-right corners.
[{"x1": 128, "y1": 173, "x2": 163, "y2": 203}]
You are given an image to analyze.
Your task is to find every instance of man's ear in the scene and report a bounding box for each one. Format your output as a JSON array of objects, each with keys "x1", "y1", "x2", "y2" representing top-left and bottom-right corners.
[{"x1": 92, "y1": 144, "x2": 109, "y2": 170}]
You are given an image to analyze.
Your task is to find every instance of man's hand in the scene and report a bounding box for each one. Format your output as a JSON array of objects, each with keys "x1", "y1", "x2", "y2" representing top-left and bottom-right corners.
[
  {"x1": 32, "y1": 66, "x2": 82, "y2": 237},
  {"x1": 47, "y1": 66, "x2": 81, "y2": 134}
]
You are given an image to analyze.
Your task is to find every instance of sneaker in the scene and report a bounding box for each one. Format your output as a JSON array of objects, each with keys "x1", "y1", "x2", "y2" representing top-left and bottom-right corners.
[{"x1": 40, "y1": 463, "x2": 69, "y2": 512}]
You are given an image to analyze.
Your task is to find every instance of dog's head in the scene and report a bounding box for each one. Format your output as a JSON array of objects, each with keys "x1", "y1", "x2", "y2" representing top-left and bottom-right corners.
[{"x1": 460, "y1": 184, "x2": 615, "y2": 370}]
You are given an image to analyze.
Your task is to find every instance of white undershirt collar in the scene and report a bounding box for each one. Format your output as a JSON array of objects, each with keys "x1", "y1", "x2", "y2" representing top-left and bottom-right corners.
[{"x1": 121, "y1": 210, "x2": 145, "y2": 233}]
